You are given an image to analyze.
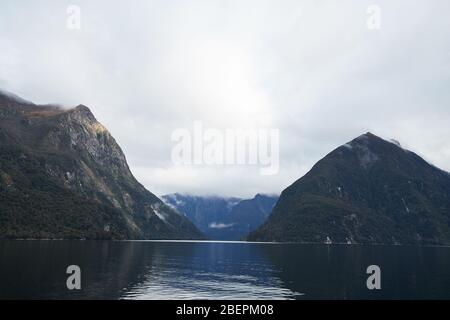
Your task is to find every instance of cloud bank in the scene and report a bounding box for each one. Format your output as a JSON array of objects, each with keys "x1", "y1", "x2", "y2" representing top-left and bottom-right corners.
[{"x1": 1, "y1": 0, "x2": 449, "y2": 197}]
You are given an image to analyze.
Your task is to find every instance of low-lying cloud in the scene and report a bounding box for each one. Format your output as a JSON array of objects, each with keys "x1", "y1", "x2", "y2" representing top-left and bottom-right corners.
[{"x1": 209, "y1": 223, "x2": 234, "y2": 229}]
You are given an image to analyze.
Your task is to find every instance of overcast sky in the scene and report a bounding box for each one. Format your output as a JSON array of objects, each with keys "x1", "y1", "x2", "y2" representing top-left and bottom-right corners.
[{"x1": 1, "y1": 0, "x2": 450, "y2": 198}]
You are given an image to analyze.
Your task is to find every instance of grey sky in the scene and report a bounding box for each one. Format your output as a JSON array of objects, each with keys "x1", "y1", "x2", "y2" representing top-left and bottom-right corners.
[{"x1": 1, "y1": 0, "x2": 449, "y2": 198}]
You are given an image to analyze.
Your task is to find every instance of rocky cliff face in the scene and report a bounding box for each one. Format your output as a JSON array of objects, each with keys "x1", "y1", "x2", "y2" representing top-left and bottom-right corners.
[
  {"x1": 248, "y1": 133, "x2": 450, "y2": 245},
  {"x1": 0, "y1": 90, "x2": 203, "y2": 240},
  {"x1": 163, "y1": 193, "x2": 277, "y2": 240}
]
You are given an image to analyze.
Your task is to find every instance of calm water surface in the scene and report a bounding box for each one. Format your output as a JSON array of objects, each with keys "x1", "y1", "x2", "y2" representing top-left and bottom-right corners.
[{"x1": 0, "y1": 240, "x2": 449, "y2": 299}]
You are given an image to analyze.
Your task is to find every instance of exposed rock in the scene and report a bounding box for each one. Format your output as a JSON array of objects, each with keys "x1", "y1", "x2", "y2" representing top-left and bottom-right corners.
[
  {"x1": 0, "y1": 90, "x2": 203, "y2": 240},
  {"x1": 248, "y1": 133, "x2": 450, "y2": 245}
]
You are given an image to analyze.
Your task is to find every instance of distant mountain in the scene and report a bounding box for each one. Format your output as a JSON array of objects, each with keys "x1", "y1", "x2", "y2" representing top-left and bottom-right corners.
[
  {"x1": 225, "y1": 194, "x2": 279, "y2": 240},
  {"x1": 163, "y1": 193, "x2": 278, "y2": 240},
  {"x1": 248, "y1": 133, "x2": 450, "y2": 245},
  {"x1": 0, "y1": 90, "x2": 203, "y2": 240}
]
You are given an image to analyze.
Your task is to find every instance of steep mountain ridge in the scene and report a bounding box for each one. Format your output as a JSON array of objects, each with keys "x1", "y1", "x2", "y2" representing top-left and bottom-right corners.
[
  {"x1": 248, "y1": 133, "x2": 450, "y2": 245},
  {"x1": 0, "y1": 90, "x2": 203, "y2": 239}
]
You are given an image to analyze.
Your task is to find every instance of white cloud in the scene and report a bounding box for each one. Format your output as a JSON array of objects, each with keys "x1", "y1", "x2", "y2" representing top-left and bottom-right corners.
[
  {"x1": 1, "y1": 0, "x2": 449, "y2": 197},
  {"x1": 209, "y1": 222, "x2": 234, "y2": 229}
]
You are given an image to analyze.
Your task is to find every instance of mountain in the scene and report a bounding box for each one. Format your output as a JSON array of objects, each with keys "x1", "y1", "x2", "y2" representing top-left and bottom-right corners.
[
  {"x1": 248, "y1": 133, "x2": 450, "y2": 245},
  {"x1": 0, "y1": 90, "x2": 203, "y2": 240},
  {"x1": 225, "y1": 194, "x2": 278, "y2": 240},
  {"x1": 161, "y1": 194, "x2": 241, "y2": 240},
  {"x1": 162, "y1": 193, "x2": 278, "y2": 240}
]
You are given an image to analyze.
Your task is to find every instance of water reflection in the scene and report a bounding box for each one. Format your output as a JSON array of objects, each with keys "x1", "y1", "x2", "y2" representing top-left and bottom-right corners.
[
  {"x1": 0, "y1": 240, "x2": 449, "y2": 299},
  {"x1": 122, "y1": 242, "x2": 302, "y2": 299}
]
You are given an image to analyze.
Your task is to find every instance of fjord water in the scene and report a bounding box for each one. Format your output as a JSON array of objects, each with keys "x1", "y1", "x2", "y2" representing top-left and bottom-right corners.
[{"x1": 0, "y1": 240, "x2": 449, "y2": 299}]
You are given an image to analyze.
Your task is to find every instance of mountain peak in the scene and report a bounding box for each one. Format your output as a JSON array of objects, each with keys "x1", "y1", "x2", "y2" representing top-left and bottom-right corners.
[
  {"x1": 342, "y1": 132, "x2": 377, "y2": 151},
  {"x1": 342, "y1": 132, "x2": 402, "y2": 169},
  {"x1": 75, "y1": 104, "x2": 89, "y2": 110},
  {"x1": 249, "y1": 132, "x2": 450, "y2": 245},
  {"x1": 0, "y1": 89, "x2": 204, "y2": 240},
  {"x1": 345, "y1": 132, "x2": 404, "y2": 150},
  {"x1": 354, "y1": 132, "x2": 379, "y2": 142},
  {"x1": 72, "y1": 104, "x2": 94, "y2": 115},
  {"x1": 68, "y1": 104, "x2": 97, "y2": 122},
  {"x1": 254, "y1": 193, "x2": 279, "y2": 200}
]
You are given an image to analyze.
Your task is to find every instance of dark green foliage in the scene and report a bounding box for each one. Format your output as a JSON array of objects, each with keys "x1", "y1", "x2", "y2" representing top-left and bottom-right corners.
[
  {"x1": 248, "y1": 133, "x2": 450, "y2": 245},
  {"x1": 0, "y1": 91, "x2": 204, "y2": 240},
  {"x1": 0, "y1": 145, "x2": 131, "y2": 239}
]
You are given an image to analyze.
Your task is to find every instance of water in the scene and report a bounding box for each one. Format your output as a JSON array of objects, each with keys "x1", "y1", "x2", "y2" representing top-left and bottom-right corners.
[{"x1": 0, "y1": 240, "x2": 449, "y2": 299}]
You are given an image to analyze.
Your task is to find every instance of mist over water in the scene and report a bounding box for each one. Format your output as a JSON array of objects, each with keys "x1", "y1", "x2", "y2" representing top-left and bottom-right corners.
[{"x1": 0, "y1": 240, "x2": 449, "y2": 299}]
